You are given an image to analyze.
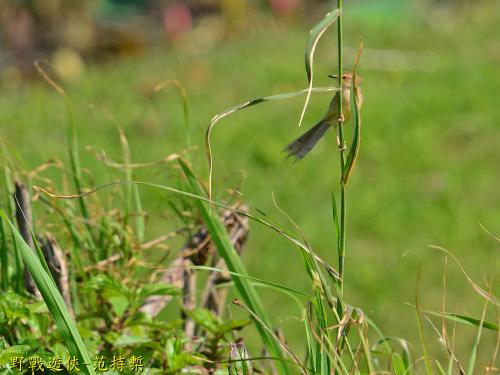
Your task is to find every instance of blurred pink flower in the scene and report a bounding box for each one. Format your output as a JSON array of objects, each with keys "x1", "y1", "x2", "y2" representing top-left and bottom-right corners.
[
  {"x1": 5, "y1": 9, "x2": 34, "y2": 51},
  {"x1": 163, "y1": 3, "x2": 192, "y2": 40},
  {"x1": 269, "y1": 0, "x2": 300, "y2": 18}
]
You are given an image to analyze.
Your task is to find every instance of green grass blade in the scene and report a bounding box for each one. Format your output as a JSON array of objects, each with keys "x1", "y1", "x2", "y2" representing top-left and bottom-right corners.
[
  {"x1": 34, "y1": 181, "x2": 339, "y2": 281},
  {"x1": 190, "y1": 265, "x2": 311, "y2": 299},
  {"x1": 0, "y1": 210, "x2": 95, "y2": 375},
  {"x1": 133, "y1": 185, "x2": 145, "y2": 243},
  {"x1": 178, "y1": 159, "x2": 291, "y2": 375},
  {"x1": 303, "y1": 307, "x2": 316, "y2": 373},
  {"x1": 466, "y1": 294, "x2": 489, "y2": 374},
  {"x1": 117, "y1": 126, "x2": 134, "y2": 259},
  {"x1": 342, "y1": 79, "x2": 362, "y2": 184},
  {"x1": 0, "y1": 213, "x2": 7, "y2": 289},
  {"x1": 299, "y1": 8, "x2": 341, "y2": 127},
  {"x1": 331, "y1": 192, "x2": 340, "y2": 252},
  {"x1": 415, "y1": 268, "x2": 433, "y2": 375},
  {"x1": 34, "y1": 62, "x2": 95, "y2": 251},
  {"x1": 314, "y1": 292, "x2": 331, "y2": 375},
  {"x1": 118, "y1": 127, "x2": 132, "y2": 229},
  {"x1": 435, "y1": 361, "x2": 447, "y2": 375},
  {"x1": 63, "y1": 92, "x2": 91, "y2": 234},
  {"x1": 420, "y1": 308, "x2": 498, "y2": 331}
]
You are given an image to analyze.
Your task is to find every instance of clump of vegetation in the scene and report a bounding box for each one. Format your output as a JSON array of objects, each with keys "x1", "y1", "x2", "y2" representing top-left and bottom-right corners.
[{"x1": 0, "y1": 2, "x2": 498, "y2": 374}]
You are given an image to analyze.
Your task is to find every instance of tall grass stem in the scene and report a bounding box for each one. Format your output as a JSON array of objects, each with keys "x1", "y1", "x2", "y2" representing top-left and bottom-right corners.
[{"x1": 335, "y1": 0, "x2": 347, "y2": 328}]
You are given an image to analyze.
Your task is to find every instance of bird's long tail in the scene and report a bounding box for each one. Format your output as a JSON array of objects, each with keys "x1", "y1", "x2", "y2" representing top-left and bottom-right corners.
[{"x1": 283, "y1": 120, "x2": 330, "y2": 161}]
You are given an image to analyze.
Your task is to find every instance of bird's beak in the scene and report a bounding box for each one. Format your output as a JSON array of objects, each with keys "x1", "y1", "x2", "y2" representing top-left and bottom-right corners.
[{"x1": 328, "y1": 74, "x2": 337, "y2": 79}]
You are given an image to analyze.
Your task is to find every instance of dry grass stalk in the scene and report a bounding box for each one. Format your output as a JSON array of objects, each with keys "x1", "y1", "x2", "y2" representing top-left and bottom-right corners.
[
  {"x1": 140, "y1": 204, "x2": 249, "y2": 319},
  {"x1": 39, "y1": 233, "x2": 74, "y2": 317},
  {"x1": 13, "y1": 181, "x2": 40, "y2": 297},
  {"x1": 182, "y1": 267, "x2": 197, "y2": 346}
]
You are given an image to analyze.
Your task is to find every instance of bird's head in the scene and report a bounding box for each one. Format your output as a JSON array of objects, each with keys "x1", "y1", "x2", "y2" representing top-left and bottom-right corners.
[{"x1": 328, "y1": 72, "x2": 362, "y2": 86}]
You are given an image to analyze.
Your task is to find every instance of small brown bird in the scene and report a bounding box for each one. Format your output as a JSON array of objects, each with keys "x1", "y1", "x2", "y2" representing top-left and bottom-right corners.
[{"x1": 284, "y1": 72, "x2": 363, "y2": 160}]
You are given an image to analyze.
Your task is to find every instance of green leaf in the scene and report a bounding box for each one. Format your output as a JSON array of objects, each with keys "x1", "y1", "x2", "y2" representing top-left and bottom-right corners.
[
  {"x1": 0, "y1": 345, "x2": 30, "y2": 366},
  {"x1": 392, "y1": 352, "x2": 410, "y2": 375},
  {"x1": 114, "y1": 335, "x2": 151, "y2": 347},
  {"x1": 185, "y1": 308, "x2": 221, "y2": 334},
  {"x1": 138, "y1": 283, "x2": 181, "y2": 299},
  {"x1": 0, "y1": 210, "x2": 95, "y2": 375},
  {"x1": 106, "y1": 293, "x2": 129, "y2": 317}
]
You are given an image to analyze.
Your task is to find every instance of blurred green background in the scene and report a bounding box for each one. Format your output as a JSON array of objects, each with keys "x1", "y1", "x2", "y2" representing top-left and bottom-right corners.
[{"x1": 1, "y1": 0, "x2": 499, "y2": 364}]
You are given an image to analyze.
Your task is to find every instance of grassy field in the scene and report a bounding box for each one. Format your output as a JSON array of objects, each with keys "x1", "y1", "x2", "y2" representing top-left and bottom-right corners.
[{"x1": 1, "y1": 0, "x2": 499, "y2": 369}]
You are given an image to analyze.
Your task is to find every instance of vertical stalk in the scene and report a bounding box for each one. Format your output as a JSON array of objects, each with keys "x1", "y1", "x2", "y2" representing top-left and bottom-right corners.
[
  {"x1": 336, "y1": 0, "x2": 346, "y2": 296},
  {"x1": 0, "y1": 215, "x2": 8, "y2": 289},
  {"x1": 4, "y1": 167, "x2": 23, "y2": 291}
]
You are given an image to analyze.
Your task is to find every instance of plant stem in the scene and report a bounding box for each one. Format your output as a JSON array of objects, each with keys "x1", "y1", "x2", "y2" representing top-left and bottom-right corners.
[{"x1": 336, "y1": 0, "x2": 346, "y2": 295}]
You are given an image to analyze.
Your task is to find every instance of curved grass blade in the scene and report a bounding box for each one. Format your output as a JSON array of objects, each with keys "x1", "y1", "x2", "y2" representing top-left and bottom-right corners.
[
  {"x1": 478, "y1": 221, "x2": 500, "y2": 243},
  {"x1": 34, "y1": 179, "x2": 339, "y2": 281},
  {"x1": 189, "y1": 265, "x2": 311, "y2": 299},
  {"x1": 87, "y1": 145, "x2": 181, "y2": 169},
  {"x1": 299, "y1": 9, "x2": 341, "y2": 128},
  {"x1": 419, "y1": 308, "x2": 498, "y2": 331},
  {"x1": 0, "y1": 210, "x2": 95, "y2": 375},
  {"x1": 179, "y1": 159, "x2": 291, "y2": 374},
  {"x1": 342, "y1": 41, "x2": 364, "y2": 184},
  {"x1": 205, "y1": 86, "x2": 338, "y2": 204},
  {"x1": 428, "y1": 245, "x2": 499, "y2": 306}
]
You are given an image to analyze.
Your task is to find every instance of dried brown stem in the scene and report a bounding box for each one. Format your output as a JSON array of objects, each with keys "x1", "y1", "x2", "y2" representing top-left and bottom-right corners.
[
  {"x1": 140, "y1": 204, "x2": 249, "y2": 319},
  {"x1": 39, "y1": 233, "x2": 74, "y2": 317},
  {"x1": 13, "y1": 181, "x2": 39, "y2": 297}
]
